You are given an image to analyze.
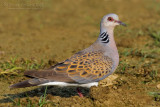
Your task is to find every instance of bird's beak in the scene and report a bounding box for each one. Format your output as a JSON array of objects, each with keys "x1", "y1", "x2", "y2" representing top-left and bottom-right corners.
[{"x1": 115, "y1": 20, "x2": 127, "y2": 26}]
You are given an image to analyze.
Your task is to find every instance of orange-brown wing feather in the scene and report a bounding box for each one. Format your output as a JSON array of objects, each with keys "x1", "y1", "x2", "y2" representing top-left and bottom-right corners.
[
  {"x1": 54, "y1": 51, "x2": 113, "y2": 83},
  {"x1": 24, "y1": 51, "x2": 113, "y2": 84}
]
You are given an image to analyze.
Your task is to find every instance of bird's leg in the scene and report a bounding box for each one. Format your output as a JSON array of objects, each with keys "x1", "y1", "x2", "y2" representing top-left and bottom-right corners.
[{"x1": 77, "y1": 87, "x2": 84, "y2": 97}]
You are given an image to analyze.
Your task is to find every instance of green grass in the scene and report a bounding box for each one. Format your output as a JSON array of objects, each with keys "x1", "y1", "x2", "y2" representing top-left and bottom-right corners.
[
  {"x1": 150, "y1": 31, "x2": 160, "y2": 41},
  {"x1": 116, "y1": 61, "x2": 130, "y2": 75},
  {"x1": 0, "y1": 57, "x2": 45, "y2": 76},
  {"x1": 147, "y1": 27, "x2": 160, "y2": 46},
  {"x1": 149, "y1": 92, "x2": 160, "y2": 101},
  {"x1": 10, "y1": 86, "x2": 49, "y2": 107},
  {"x1": 121, "y1": 48, "x2": 133, "y2": 56},
  {"x1": 123, "y1": 48, "x2": 157, "y2": 59},
  {"x1": 38, "y1": 87, "x2": 48, "y2": 107},
  {"x1": 149, "y1": 70, "x2": 158, "y2": 79},
  {"x1": 150, "y1": 31, "x2": 160, "y2": 46}
]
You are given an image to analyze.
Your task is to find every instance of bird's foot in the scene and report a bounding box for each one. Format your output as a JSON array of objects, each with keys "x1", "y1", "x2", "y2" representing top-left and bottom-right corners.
[{"x1": 77, "y1": 87, "x2": 84, "y2": 97}]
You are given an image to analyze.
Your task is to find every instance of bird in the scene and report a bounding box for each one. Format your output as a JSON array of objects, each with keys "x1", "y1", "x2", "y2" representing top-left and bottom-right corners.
[{"x1": 10, "y1": 13, "x2": 126, "y2": 97}]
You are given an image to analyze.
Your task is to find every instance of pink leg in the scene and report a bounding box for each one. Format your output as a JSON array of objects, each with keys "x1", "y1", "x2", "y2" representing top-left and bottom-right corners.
[{"x1": 77, "y1": 88, "x2": 84, "y2": 97}]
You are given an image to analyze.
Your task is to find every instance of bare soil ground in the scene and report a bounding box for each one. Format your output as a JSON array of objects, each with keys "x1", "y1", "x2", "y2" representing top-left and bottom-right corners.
[{"x1": 0, "y1": 0, "x2": 160, "y2": 106}]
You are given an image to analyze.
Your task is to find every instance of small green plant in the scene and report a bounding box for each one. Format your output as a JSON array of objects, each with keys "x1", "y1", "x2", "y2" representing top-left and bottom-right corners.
[
  {"x1": 9, "y1": 96, "x2": 21, "y2": 107},
  {"x1": 150, "y1": 31, "x2": 160, "y2": 41},
  {"x1": 10, "y1": 86, "x2": 48, "y2": 107},
  {"x1": 121, "y1": 48, "x2": 133, "y2": 56},
  {"x1": 0, "y1": 57, "x2": 24, "y2": 75},
  {"x1": 149, "y1": 70, "x2": 158, "y2": 79},
  {"x1": 0, "y1": 57, "x2": 44, "y2": 76},
  {"x1": 149, "y1": 92, "x2": 160, "y2": 101},
  {"x1": 148, "y1": 29, "x2": 160, "y2": 46},
  {"x1": 38, "y1": 86, "x2": 48, "y2": 107},
  {"x1": 23, "y1": 59, "x2": 44, "y2": 70},
  {"x1": 117, "y1": 61, "x2": 130, "y2": 75}
]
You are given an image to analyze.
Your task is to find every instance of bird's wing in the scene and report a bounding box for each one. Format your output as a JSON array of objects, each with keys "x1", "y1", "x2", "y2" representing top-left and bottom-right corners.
[{"x1": 24, "y1": 51, "x2": 113, "y2": 84}]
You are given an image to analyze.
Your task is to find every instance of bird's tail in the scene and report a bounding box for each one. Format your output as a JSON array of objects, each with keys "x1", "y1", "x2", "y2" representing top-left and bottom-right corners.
[{"x1": 10, "y1": 78, "x2": 49, "y2": 89}]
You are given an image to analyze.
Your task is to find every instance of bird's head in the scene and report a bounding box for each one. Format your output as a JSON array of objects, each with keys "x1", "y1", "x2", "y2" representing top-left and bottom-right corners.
[{"x1": 101, "y1": 13, "x2": 126, "y2": 28}]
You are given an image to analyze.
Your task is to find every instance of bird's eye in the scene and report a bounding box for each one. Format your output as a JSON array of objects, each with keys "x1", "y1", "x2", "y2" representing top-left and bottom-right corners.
[{"x1": 108, "y1": 17, "x2": 114, "y2": 21}]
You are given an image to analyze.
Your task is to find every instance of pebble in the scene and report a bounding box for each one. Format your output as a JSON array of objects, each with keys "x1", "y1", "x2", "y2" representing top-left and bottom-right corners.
[{"x1": 157, "y1": 84, "x2": 160, "y2": 89}]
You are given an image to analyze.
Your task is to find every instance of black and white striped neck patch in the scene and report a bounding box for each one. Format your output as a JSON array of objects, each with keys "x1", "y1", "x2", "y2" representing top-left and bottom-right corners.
[{"x1": 99, "y1": 32, "x2": 109, "y2": 43}]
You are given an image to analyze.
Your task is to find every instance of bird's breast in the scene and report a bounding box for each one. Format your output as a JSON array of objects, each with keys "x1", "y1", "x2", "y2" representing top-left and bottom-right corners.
[{"x1": 104, "y1": 47, "x2": 119, "y2": 73}]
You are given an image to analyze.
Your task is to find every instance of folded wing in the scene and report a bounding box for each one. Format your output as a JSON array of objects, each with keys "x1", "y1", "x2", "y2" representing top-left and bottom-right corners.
[{"x1": 10, "y1": 51, "x2": 113, "y2": 88}]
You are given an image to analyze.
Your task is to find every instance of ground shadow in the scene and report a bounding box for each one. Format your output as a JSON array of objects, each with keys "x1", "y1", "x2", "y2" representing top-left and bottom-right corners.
[{"x1": 0, "y1": 86, "x2": 90, "y2": 104}]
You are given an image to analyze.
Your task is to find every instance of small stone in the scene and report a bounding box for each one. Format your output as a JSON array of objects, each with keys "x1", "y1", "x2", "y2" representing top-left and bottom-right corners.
[
  {"x1": 113, "y1": 86, "x2": 118, "y2": 90},
  {"x1": 157, "y1": 84, "x2": 160, "y2": 89}
]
